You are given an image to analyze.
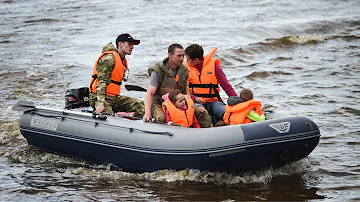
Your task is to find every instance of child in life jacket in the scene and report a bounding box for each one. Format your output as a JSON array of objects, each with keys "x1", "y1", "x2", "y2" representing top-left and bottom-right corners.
[
  {"x1": 162, "y1": 89, "x2": 200, "y2": 128},
  {"x1": 220, "y1": 89, "x2": 265, "y2": 125}
]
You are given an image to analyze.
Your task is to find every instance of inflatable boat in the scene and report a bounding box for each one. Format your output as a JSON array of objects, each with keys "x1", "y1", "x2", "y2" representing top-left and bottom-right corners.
[{"x1": 13, "y1": 86, "x2": 320, "y2": 173}]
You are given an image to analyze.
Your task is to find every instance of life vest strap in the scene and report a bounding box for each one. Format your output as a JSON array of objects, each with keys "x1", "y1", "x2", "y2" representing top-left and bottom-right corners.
[
  {"x1": 189, "y1": 83, "x2": 219, "y2": 88},
  {"x1": 189, "y1": 83, "x2": 220, "y2": 98},
  {"x1": 110, "y1": 80, "x2": 122, "y2": 86},
  {"x1": 210, "y1": 83, "x2": 224, "y2": 104},
  {"x1": 90, "y1": 74, "x2": 122, "y2": 93},
  {"x1": 90, "y1": 74, "x2": 98, "y2": 93},
  {"x1": 191, "y1": 83, "x2": 224, "y2": 104},
  {"x1": 189, "y1": 83, "x2": 224, "y2": 104},
  {"x1": 192, "y1": 93, "x2": 218, "y2": 98},
  {"x1": 227, "y1": 112, "x2": 233, "y2": 125},
  {"x1": 92, "y1": 74, "x2": 122, "y2": 86}
]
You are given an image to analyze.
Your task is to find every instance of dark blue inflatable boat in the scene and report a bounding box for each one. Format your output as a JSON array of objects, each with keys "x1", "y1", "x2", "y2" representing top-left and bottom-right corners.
[{"x1": 13, "y1": 87, "x2": 320, "y2": 173}]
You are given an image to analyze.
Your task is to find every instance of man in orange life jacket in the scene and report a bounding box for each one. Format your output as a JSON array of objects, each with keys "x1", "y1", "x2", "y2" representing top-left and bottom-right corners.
[
  {"x1": 143, "y1": 44, "x2": 211, "y2": 127},
  {"x1": 184, "y1": 44, "x2": 238, "y2": 125},
  {"x1": 89, "y1": 34, "x2": 145, "y2": 117}
]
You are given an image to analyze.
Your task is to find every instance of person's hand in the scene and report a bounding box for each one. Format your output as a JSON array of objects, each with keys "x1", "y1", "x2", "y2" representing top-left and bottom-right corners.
[
  {"x1": 95, "y1": 105, "x2": 105, "y2": 113},
  {"x1": 194, "y1": 97, "x2": 206, "y2": 104},
  {"x1": 167, "y1": 121, "x2": 174, "y2": 125},
  {"x1": 143, "y1": 112, "x2": 152, "y2": 122}
]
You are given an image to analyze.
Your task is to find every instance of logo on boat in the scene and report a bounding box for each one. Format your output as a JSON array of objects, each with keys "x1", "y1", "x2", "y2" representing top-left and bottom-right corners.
[
  {"x1": 31, "y1": 117, "x2": 58, "y2": 131},
  {"x1": 269, "y1": 122, "x2": 291, "y2": 133}
]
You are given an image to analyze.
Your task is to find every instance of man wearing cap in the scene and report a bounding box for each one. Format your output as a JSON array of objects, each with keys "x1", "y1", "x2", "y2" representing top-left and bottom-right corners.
[{"x1": 89, "y1": 33, "x2": 144, "y2": 117}]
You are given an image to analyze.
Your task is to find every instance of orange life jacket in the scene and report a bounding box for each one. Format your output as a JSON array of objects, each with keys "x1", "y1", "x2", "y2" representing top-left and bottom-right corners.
[
  {"x1": 89, "y1": 51, "x2": 127, "y2": 96},
  {"x1": 184, "y1": 48, "x2": 222, "y2": 103},
  {"x1": 162, "y1": 95, "x2": 195, "y2": 127},
  {"x1": 223, "y1": 100, "x2": 263, "y2": 125}
]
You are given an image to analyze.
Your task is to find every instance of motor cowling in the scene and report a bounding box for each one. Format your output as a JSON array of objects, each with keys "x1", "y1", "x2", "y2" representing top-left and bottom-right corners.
[{"x1": 65, "y1": 87, "x2": 90, "y2": 109}]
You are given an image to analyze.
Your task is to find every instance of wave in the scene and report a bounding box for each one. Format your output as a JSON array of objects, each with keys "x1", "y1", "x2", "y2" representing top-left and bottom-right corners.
[
  {"x1": 227, "y1": 30, "x2": 359, "y2": 66},
  {"x1": 226, "y1": 34, "x2": 328, "y2": 65},
  {"x1": 0, "y1": 40, "x2": 11, "y2": 44},
  {"x1": 341, "y1": 107, "x2": 360, "y2": 116},
  {"x1": 330, "y1": 35, "x2": 360, "y2": 41},
  {"x1": 240, "y1": 34, "x2": 326, "y2": 53},
  {"x1": 0, "y1": 121, "x2": 24, "y2": 146},
  {"x1": 325, "y1": 107, "x2": 360, "y2": 117},
  {"x1": 12, "y1": 158, "x2": 315, "y2": 186},
  {"x1": 23, "y1": 18, "x2": 60, "y2": 24},
  {"x1": 140, "y1": 159, "x2": 316, "y2": 185},
  {"x1": 245, "y1": 71, "x2": 293, "y2": 80},
  {"x1": 230, "y1": 18, "x2": 360, "y2": 59},
  {"x1": 280, "y1": 35, "x2": 326, "y2": 45}
]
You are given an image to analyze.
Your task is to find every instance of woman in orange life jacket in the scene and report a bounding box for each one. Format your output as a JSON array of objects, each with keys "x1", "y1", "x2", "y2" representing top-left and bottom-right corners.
[
  {"x1": 162, "y1": 89, "x2": 200, "y2": 128},
  {"x1": 220, "y1": 88, "x2": 264, "y2": 126}
]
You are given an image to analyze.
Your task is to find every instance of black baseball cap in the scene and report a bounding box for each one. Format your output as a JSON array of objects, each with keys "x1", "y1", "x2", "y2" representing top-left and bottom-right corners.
[{"x1": 116, "y1": 33, "x2": 140, "y2": 45}]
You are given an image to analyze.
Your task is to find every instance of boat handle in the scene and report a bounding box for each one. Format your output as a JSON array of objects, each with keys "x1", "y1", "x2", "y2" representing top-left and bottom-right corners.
[{"x1": 92, "y1": 113, "x2": 107, "y2": 120}]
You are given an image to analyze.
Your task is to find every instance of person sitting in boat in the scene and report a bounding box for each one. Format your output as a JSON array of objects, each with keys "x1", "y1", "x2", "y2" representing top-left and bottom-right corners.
[
  {"x1": 162, "y1": 89, "x2": 200, "y2": 128},
  {"x1": 143, "y1": 43, "x2": 211, "y2": 127},
  {"x1": 89, "y1": 33, "x2": 145, "y2": 118},
  {"x1": 221, "y1": 88, "x2": 265, "y2": 125},
  {"x1": 184, "y1": 44, "x2": 238, "y2": 126}
]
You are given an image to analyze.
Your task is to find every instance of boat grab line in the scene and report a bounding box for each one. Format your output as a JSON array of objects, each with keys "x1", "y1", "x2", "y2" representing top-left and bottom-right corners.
[{"x1": 30, "y1": 112, "x2": 174, "y2": 137}]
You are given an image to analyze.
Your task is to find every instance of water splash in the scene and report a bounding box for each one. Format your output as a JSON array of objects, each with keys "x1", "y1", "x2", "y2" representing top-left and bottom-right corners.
[
  {"x1": 284, "y1": 35, "x2": 326, "y2": 44},
  {"x1": 50, "y1": 158, "x2": 317, "y2": 186},
  {"x1": 0, "y1": 121, "x2": 24, "y2": 146}
]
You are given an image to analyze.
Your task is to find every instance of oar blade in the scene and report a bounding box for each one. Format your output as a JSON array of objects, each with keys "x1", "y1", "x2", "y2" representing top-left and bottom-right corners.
[
  {"x1": 12, "y1": 101, "x2": 36, "y2": 111},
  {"x1": 125, "y1": 84, "x2": 147, "y2": 92}
]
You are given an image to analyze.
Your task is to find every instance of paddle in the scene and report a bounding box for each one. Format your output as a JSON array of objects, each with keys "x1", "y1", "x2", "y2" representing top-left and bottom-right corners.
[
  {"x1": 125, "y1": 84, "x2": 147, "y2": 92},
  {"x1": 12, "y1": 100, "x2": 36, "y2": 111}
]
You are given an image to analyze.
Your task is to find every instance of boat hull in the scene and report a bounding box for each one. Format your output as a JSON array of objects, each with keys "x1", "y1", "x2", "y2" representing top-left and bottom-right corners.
[{"x1": 19, "y1": 107, "x2": 320, "y2": 173}]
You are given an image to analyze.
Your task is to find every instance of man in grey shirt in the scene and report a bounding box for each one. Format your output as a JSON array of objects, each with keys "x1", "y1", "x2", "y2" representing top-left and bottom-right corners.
[{"x1": 143, "y1": 44, "x2": 211, "y2": 127}]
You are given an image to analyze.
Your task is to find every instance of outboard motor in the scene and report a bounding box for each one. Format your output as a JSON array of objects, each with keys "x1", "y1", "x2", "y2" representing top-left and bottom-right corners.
[{"x1": 65, "y1": 87, "x2": 90, "y2": 109}]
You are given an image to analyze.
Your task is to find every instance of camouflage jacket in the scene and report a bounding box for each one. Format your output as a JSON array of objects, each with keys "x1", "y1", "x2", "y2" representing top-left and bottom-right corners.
[
  {"x1": 92, "y1": 43, "x2": 121, "y2": 108},
  {"x1": 148, "y1": 58, "x2": 188, "y2": 104}
]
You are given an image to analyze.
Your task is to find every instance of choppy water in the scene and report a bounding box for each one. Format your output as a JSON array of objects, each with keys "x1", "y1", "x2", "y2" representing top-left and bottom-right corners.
[{"x1": 1, "y1": 0, "x2": 359, "y2": 201}]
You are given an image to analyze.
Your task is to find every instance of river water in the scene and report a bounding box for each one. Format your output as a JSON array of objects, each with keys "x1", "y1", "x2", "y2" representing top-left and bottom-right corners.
[{"x1": 1, "y1": 0, "x2": 359, "y2": 201}]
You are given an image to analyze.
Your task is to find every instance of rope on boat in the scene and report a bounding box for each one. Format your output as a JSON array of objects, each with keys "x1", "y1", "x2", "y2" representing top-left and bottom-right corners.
[{"x1": 30, "y1": 111, "x2": 174, "y2": 137}]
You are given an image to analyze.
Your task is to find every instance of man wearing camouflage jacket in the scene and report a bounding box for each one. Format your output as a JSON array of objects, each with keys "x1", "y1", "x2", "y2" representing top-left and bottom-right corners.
[{"x1": 89, "y1": 34, "x2": 144, "y2": 118}]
